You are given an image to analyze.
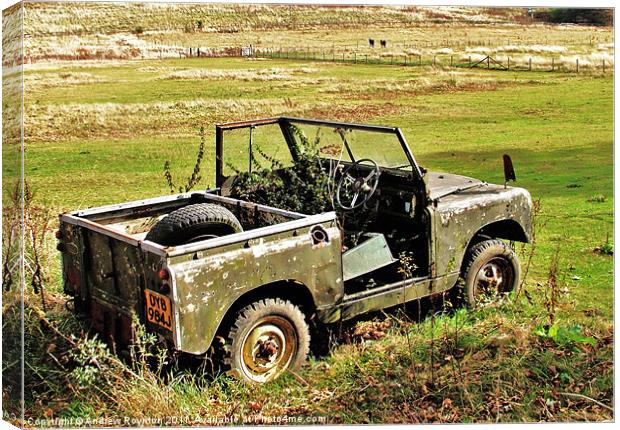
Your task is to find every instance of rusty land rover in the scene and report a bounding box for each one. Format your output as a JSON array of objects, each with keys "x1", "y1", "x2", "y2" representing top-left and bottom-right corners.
[{"x1": 58, "y1": 117, "x2": 532, "y2": 383}]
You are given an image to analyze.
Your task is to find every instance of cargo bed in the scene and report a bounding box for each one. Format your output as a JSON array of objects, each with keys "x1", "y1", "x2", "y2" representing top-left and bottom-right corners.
[{"x1": 59, "y1": 190, "x2": 342, "y2": 353}]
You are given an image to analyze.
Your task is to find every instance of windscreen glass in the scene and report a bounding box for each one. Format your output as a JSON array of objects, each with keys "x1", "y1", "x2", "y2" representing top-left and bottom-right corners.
[
  {"x1": 222, "y1": 123, "x2": 293, "y2": 176},
  {"x1": 288, "y1": 122, "x2": 411, "y2": 169}
]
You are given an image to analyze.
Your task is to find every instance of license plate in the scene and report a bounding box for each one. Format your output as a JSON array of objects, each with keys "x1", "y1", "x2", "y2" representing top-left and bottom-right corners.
[{"x1": 144, "y1": 289, "x2": 173, "y2": 331}]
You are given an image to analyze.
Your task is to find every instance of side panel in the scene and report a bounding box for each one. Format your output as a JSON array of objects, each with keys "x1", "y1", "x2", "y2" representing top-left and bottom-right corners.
[
  {"x1": 168, "y1": 220, "x2": 342, "y2": 355},
  {"x1": 431, "y1": 185, "x2": 533, "y2": 278}
]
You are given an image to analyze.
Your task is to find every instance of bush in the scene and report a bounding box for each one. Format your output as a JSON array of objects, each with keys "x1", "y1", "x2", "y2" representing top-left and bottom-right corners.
[
  {"x1": 548, "y1": 8, "x2": 612, "y2": 26},
  {"x1": 229, "y1": 124, "x2": 332, "y2": 215}
]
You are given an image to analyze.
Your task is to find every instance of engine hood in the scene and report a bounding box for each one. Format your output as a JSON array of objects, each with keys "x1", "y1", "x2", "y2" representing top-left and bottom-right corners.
[{"x1": 426, "y1": 172, "x2": 485, "y2": 201}]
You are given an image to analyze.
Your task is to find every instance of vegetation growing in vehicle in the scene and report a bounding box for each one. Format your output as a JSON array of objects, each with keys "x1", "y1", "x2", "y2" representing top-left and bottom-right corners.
[{"x1": 229, "y1": 124, "x2": 332, "y2": 215}]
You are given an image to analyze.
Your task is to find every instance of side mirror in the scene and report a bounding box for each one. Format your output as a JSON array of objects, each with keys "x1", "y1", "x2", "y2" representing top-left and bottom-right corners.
[{"x1": 503, "y1": 154, "x2": 516, "y2": 188}]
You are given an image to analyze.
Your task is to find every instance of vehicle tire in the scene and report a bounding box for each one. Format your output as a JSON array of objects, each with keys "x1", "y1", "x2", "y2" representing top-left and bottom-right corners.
[
  {"x1": 223, "y1": 298, "x2": 310, "y2": 384},
  {"x1": 145, "y1": 203, "x2": 242, "y2": 246},
  {"x1": 461, "y1": 239, "x2": 520, "y2": 308}
]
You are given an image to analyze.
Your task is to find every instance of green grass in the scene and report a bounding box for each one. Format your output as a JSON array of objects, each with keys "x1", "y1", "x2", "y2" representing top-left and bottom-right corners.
[{"x1": 2, "y1": 53, "x2": 613, "y2": 423}]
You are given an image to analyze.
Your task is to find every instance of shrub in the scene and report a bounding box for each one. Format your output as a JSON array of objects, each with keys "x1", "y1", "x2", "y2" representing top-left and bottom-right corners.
[
  {"x1": 229, "y1": 124, "x2": 332, "y2": 214},
  {"x1": 549, "y1": 8, "x2": 612, "y2": 26}
]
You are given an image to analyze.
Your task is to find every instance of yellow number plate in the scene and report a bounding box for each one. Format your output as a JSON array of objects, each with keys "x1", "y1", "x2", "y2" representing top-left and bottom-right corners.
[{"x1": 144, "y1": 289, "x2": 173, "y2": 331}]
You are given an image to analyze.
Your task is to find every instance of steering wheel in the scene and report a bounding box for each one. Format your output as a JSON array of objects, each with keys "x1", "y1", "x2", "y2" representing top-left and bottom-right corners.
[{"x1": 336, "y1": 159, "x2": 381, "y2": 210}]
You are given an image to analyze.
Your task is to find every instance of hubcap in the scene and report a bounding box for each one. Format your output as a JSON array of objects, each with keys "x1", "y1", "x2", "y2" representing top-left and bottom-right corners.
[
  {"x1": 474, "y1": 257, "x2": 514, "y2": 304},
  {"x1": 240, "y1": 317, "x2": 297, "y2": 383}
]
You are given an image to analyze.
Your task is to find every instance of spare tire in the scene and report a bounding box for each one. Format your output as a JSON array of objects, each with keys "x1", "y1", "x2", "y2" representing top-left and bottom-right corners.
[{"x1": 145, "y1": 203, "x2": 243, "y2": 246}]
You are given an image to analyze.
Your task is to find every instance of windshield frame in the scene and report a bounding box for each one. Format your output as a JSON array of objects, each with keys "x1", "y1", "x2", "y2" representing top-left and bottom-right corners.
[{"x1": 215, "y1": 116, "x2": 424, "y2": 187}]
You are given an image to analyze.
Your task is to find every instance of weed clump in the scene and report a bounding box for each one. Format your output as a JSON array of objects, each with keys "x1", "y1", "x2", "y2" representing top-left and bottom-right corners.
[
  {"x1": 163, "y1": 127, "x2": 206, "y2": 193},
  {"x1": 229, "y1": 124, "x2": 332, "y2": 214},
  {"x1": 594, "y1": 239, "x2": 613, "y2": 256}
]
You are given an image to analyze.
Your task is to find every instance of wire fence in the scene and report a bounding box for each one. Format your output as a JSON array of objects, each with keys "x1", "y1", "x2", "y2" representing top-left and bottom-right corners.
[{"x1": 246, "y1": 46, "x2": 613, "y2": 74}]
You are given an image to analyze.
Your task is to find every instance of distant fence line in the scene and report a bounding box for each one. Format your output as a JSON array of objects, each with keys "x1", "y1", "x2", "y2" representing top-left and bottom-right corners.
[{"x1": 239, "y1": 46, "x2": 612, "y2": 73}]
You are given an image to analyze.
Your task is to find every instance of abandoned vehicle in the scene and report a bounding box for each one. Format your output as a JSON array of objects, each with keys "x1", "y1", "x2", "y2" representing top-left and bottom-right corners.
[{"x1": 58, "y1": 117, "x2": 532, "y2": 383}]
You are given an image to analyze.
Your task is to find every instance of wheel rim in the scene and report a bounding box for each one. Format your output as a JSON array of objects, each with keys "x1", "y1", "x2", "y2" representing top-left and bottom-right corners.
[
  {"x1": 240, "y1": 316, "x2": 297, "y2": 383},
  {"x1": 186, "y1": 225, "x2": 238, "y2": 243},
  {"x1": 187, "y1": 233, "x2": 219, "y2": 243},
  {"x1": 473, "y1": 257, "x2": 515, "y2": 304}
]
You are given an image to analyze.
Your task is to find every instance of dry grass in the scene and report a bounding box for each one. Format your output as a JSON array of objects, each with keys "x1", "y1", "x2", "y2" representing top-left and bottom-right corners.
[
  {"x1": 24, "y1": 71, "x2": 105, "y2": 88},
  {"x1": 23, "y1": 3, "x2": 522, "y2": 36},
  {"x1": 14, "y1": 3, "x2": 612, "y2": 66},
  {"x1": 24, "y1": 98, "x2": 291, "y2": 142},
  {"x1": 2, "y1": 3, "x2": 23, "y2": 68},
  {"x1": 24, "y1": 33, "x2": 185, "y2": 63},
  {"x1": 162, "y1": 66, "x2": 321, "y2": 81},
  {"x1": 465, "y1": 44, "x2": 569, "y2": 54}
]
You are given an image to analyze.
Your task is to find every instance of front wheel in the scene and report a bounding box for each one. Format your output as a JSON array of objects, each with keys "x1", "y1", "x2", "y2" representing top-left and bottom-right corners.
[
  {"x1": 223, "y1": 298, "x2": 310, "y2": 383},
  {"x1": 461, "y1": 239, "x2": 520, "y2": 307}
]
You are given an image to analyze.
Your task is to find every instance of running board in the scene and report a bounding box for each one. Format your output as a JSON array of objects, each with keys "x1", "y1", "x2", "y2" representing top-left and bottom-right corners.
[{"x1": 338, "y1": 273, "x2": 459, "y2": 321}]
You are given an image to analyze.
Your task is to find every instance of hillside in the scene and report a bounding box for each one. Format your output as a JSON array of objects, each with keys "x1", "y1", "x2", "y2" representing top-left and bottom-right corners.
[{"x1": 24, "y1": 3, "x2": 524, "y2": 36}]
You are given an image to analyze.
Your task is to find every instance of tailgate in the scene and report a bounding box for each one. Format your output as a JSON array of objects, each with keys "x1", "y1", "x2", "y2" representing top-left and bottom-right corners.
[{"x1": 59, "y1": 215, "x2": 168, "y2": 351}]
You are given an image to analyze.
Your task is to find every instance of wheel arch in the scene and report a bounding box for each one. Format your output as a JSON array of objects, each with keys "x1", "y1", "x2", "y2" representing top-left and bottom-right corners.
[
  {"x1": 476, "y1": 219, "x2": 529, "y2": 243},
  {"x1": 460, "y1": 219, "x2": 528, "y2": 273},
  {"x1": 213, "y1": 279, "x2": 316, "y2": 345}
]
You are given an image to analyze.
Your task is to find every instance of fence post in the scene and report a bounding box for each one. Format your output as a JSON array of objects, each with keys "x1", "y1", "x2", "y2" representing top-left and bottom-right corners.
[
  {"x1": 354, "y1": 52, "x2": 357, "y2": 63},
  {"x1": 551, "y1": 57, "x2": 554, "y2": 72},
  {"x1": 603, "y1": 59, "x2": 605, "y2": 73},
  {"x1": 342, "y1": 52, "x2": 345, "y2": 62},
  {"x1": 433, "y1": 56, "x2": 436, "y2": 67},
  {"x1": 468, "y1": 56, "x2": 471, "y2": 67},
  {"x1": 450, "y1": 55, "x2": 453, "y2": 67},
  {"x1": 507, "y1": 57, "x2": 510, "y2": 70},
  {"x1": 576, "y1": 58, "x2": 579, "y2": 73},
  {"x1": 419, "y1": 54, "x2": 422, "y2": 66},
  {"x1": 487, "y1": 56, "x2": 490, "y2": 69},
  {"x1": 391, "y1": 55, "x2": 393, "y2": 65},
  {"x1": 365, "y1": 54, "x2": 368, "y2": 63}
]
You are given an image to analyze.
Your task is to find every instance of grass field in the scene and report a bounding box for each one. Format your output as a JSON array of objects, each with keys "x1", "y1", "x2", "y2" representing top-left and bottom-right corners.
[{"x1": 1, "y1": 3, "x2": 614, "y2": 425}]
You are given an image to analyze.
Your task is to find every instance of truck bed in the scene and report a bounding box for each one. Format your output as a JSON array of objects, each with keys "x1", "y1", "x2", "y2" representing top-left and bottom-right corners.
[{"x1": 59, "y1": 190, "x2": 342, "y2": 354}]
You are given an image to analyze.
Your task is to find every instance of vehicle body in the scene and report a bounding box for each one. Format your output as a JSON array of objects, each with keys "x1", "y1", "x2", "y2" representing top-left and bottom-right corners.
[{"x1": 58, "y1": 117, "x2": 532, "y2": 382}]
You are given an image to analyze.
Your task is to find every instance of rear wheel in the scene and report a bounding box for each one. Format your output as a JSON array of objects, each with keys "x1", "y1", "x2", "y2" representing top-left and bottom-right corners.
[
  {"x1": 461, "y1": 239, "x2": 520, "y2": 307},
  {"x1": 145, "y1": 203, "x2": 242, "y2": 246},
  {"x1": 223, "y1": 298, "x2": 310, "y2": 383}
]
